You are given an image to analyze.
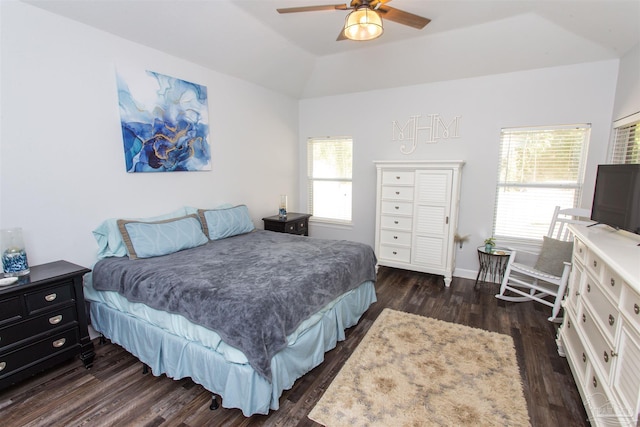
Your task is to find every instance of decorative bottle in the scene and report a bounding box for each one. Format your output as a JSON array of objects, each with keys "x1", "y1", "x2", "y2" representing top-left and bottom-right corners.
[{"x1": 1, "y1": 228, "x2": 30, "y2": 277}]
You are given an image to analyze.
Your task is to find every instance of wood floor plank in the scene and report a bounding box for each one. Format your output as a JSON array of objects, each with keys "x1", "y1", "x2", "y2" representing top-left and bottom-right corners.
[{"x1": 0, "y1": 267, "x2": 588, "y2": 426}]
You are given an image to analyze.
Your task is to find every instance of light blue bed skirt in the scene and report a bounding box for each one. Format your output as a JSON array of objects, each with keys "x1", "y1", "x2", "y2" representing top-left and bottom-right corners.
[{"x1": 88, "y1": 281, "x2": 376, "y2": 416}]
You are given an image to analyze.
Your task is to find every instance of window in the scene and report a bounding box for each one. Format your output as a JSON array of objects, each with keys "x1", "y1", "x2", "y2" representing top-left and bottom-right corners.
[
  {"x1": 307, "y1": 137, "x2": 352, "y2": 223},
  {"x1": 610, "y1": 113, "x2": 640, "y2": 164},
  {"x1": 493, "y1": 125, "x2": 590, "y2": 242}
]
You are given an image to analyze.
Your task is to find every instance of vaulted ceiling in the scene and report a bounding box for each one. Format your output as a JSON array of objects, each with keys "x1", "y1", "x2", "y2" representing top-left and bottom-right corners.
[{"x1": 24, "y1": 0, "x2": 640, "y2": 99}]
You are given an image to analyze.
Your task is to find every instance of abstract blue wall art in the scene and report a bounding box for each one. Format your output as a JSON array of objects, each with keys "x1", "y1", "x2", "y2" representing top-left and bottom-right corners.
[{"x1": 116, "y1": 68, "x2": 211, "y2": 172}]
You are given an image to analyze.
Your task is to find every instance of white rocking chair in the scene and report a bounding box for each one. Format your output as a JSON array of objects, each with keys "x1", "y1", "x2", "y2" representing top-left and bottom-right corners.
[{"x1": 495, "y1": 206, "x2": 593, "y2": 322}]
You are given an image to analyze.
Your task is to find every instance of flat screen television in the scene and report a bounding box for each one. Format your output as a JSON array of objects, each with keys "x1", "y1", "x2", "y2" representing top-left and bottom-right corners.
[{"x1": 590, "y1": 164, "x2": 640, "y2": 235}]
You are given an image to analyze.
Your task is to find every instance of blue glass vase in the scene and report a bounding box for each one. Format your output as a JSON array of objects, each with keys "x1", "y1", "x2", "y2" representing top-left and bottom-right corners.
[{"x1": 1, "y1": 228, "x2": 30, "y2": 277}]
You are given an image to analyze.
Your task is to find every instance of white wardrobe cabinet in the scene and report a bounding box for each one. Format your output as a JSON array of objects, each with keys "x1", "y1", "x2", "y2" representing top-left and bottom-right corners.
[{"x1": 374, "y1": 161, "x2": 464, "y2": 287}]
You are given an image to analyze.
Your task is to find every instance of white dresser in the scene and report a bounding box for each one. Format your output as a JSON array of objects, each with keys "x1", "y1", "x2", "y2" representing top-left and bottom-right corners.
[
  {"x1": 373, "y1": 161, "x2": 464, "y2": 287},
  {"x1": 559, "y1": 224, "x2": 640, "y2": 426}
]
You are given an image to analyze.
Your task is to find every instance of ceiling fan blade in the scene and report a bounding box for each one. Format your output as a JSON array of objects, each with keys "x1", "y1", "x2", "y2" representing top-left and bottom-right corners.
[
  {"x1": 378, "y1": 5, "x2": 430, "y2": 29},
  {"x1": 277, "y1": 4, "x2": 350, "y2": 14}
]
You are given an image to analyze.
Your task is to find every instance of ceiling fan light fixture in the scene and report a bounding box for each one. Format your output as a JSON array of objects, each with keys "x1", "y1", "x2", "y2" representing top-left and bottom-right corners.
[{"x1": 343, "y1": 7, "x2": 383, "y2": 41}]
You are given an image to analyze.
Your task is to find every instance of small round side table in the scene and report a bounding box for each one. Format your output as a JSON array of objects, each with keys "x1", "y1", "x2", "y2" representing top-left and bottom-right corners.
[{"x1": 475, "y1": 246, "x2": 512, "y2": 289}]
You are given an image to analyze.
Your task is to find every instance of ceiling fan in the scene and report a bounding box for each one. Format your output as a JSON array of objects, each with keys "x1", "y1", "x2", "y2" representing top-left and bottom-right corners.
[{"x1": 277, "y1": 0, "x2": 431, "y2": 41}]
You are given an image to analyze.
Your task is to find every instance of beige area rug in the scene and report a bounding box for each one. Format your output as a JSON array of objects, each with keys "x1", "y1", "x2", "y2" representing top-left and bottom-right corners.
[{"x1": 308, "y1": 309, "x2": 530, "y2": 427}]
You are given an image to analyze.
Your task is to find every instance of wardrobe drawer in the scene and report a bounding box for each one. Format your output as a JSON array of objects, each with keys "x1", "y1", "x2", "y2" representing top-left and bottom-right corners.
[
  {"x1": 381, "y1": 201, "x2": 413, "y2": 216},
  {"x1": 381, "y1": 186, "x2": 414, "y2": 201},
  {"x1": 26, "y1": 282, "x2": 74, "y2": 315},
  {"x1": 380, "y1": 215, "x2": 412, "y2": 231},
  {"x1": 0, "y1": 305, "x2": 77, "y2": 350},
  {"x1": 583, "y1": 274, "x2": 619, "y2": 342},
  {"x1": 380, "y1": 230, "x2": 411, "y2": 246},
  {"x1": 382, "y1": 171, "x2": 414, "y2": 186},
  {"x1": 379, "y1": 245, "x2": 411, "y2": 263}
]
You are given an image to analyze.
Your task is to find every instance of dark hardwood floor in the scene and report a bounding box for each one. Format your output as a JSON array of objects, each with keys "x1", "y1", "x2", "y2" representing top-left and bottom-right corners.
[{"x1": 0, "y1": 267, "x2": 588, "y2": 426}]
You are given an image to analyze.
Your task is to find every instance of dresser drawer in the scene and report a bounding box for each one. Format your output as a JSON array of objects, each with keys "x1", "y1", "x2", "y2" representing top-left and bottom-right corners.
[
  {"x1": 586, "y1": 251, "x2": 604, "y2": 282},
  {"x1": 562, "y1": 317, "x2": 589, "y2": 384},
  {"x1": 380, "y1": 230, "x2": 411, "y2": 246},
  {"x1": 381, "y1": 201, "x2": 413, "y2": 216},
  {"x1": 382, "y1": 171, "x2": 414, "y2": 186},
  {"x1": 573, "y1": 237, "x2": 587, "y2": 264},
  {"x1": 566, "y1": 260, "x2": 584, "y2": 316},
  {"x1": 583, "y1": 274, "x2": 619, "y2": 342},
  {"x1": 380, "y1": 215, "x2": 412, "y2": 231},
  {"x1": 621, "y1": 284, "x2": 640, "y2": 331},
  {"x1": 0, "y1": 327, "x2": 79, "y2": 381},
  {"x1": 381, "y1": 186, "x2": 414, "y2": 201},
  {"x1": 25, "y1": 282, "x2": 74, "y2": 315},
  {"x1": 0, "y1": 305, "x2": 77, "y2": 350},
  {"x1": 580, "y1": 303, "x2": 615, "y2": 381},
  {"x1": 603, "y1": 266, "x2": 623, "y2": 301},
  {"x1": 0, "y1": 297, "x2": 23, "y2": 326},
  {"x1": 379, "y1": 245, "x2": 411, "y2": 263}
]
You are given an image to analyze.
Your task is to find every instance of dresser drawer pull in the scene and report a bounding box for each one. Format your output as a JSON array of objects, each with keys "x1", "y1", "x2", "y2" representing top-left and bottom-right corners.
[
  {"x1": 575, "y1": 291, "x2": 580, "y2": 296},
  {"x1": 582, "y1": 352, "x2": 586, "y2": 363},
  {"x1": 582, "y1": 314, "x2": 586, "y2": 323},
  {"x1": 579, "y1": 248, "x2": 583, "y2": 254},
  {"x1": 634, "y1": 303, "x2": 639, "y2": 315},
  {"x1": 611, "y1": 350, "x2": 618, "y2": 358},
  {"x1": 592, "y1": 376, "x2": 597, "y2": 388},
  {"x1": 52, "y1": 338, "x2": 66, "y2": 348},
  {"x1": 0, "y1": 362, "x2": 5, "y2": 372},
  {"x1": 45, "y1": 293, "x2": 57, "y2": 302},
  {"x1": 393, "y1": 236, "x2": 398, "y2": 239},
  {"x1": 299, "y1": 222, "x2": 305, "y2": 227},
  {"x1": 593, "y1": 260, "x2": 597, "y2": 268},
  {"x1": 567, "y1": 320, "x2": 571, "y2": 328},
  {"x1": 610, "y1": 278, "x2": 615, "y2": 287},
  {"x1": 395, "y1": 191, "x2": 400, "y2": 195},
  {"x1": 608, "y1": 314, "x2": 615, "y2": 326},
  {"x1": 395, "y1": 176, "x2": 400, "y2": 180},
  {"x1": 394, "y1": 206, "x2": 400, "y2": 210},
  {"x1": 49, "y1": 315, "x2": 63, "y2": 325},
  {"x1": 394, "y1": 221, "x2": 399, "y2": 224},
  {"x1": 604, "y1": 351, "x2": 609, "y2": 363},
  {"x1": 392, "y1": 251, "x2": 398, "y2": 255},
  {"x1": 587, "y1": 284, "x2": 591, "y2": 293}
]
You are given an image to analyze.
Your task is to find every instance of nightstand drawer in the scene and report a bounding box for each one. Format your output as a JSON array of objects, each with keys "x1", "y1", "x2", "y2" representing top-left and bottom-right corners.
[
  {"x1": 0, "y1": 305, "x2": 77, "y2": 350},
  {"x1": 26, "y1": 282, "x2": 74, "y2": 314},
  {"x1": 0, "y1": 327, "x2": 79, "y2": 381},
  {"x1": 0, "y1": 297, "x2": 23, "y2": 325}
]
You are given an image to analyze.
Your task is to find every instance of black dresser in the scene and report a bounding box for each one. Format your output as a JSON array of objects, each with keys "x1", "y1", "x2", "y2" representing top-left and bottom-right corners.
[{"x1": 0, "y1": 260, "x2": 94, "y2": 389}]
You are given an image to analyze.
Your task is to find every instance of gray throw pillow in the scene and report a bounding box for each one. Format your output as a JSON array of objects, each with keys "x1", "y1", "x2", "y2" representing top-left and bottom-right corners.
[{"x1": 534, "y1": 236, "x2": 574, "y2": 277}]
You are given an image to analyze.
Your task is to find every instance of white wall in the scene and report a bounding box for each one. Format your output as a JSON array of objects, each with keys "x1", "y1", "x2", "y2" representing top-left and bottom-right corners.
[
  {"x1": 299, "y1": 61, "x2": 619, "y2": 278},
  {"x1": 0, "y1": 2, "x2": 299, "y2": 269},
  {"x1": 612, "y1": 43, "x2": 640, "y2": 121}
]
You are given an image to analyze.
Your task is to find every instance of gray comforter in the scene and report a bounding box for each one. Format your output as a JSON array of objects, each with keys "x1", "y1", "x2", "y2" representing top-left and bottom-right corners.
[{"x1": 91, "y1": 230, "x2": 377, "y2": 381}]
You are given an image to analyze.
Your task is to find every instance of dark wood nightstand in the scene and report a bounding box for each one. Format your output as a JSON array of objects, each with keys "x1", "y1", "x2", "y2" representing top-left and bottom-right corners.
[
  {"x1": 262, "y1": 213, "x2": 312, "y2": 236},
  {"x1": 0, "y1": 260, "x2": 94, "y2": 390}
]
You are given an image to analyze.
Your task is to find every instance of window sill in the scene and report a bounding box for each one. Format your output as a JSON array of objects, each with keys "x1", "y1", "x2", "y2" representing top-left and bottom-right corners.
[{"x1": 309, "y1": 218, "x2": 353, "y2": 230}]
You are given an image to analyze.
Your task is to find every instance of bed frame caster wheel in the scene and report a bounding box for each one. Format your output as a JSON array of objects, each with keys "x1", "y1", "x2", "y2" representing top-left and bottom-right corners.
[
  {"x1": 210, "y1": 395, "x2": 219, "y2": 410},
  {"x1": 142, "y1": 364, "x2": 150, "y2": 375}
]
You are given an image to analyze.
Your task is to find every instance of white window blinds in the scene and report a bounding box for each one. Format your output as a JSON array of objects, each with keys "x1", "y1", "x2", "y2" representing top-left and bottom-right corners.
[
  {"x1": 493, "y1": 124, "x2": 590, "y2": 242},
  {"x1": 611, "y1": 113, "x2": 640, "y2": 164},
  {"x1": 307, "y1": 137, "x2": 353, "y2": 223}
]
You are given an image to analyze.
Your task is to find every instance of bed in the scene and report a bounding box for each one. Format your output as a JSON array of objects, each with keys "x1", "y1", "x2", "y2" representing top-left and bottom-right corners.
[{"x1": 84, "y1": 205, "x2": 377, "y2": 416}]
